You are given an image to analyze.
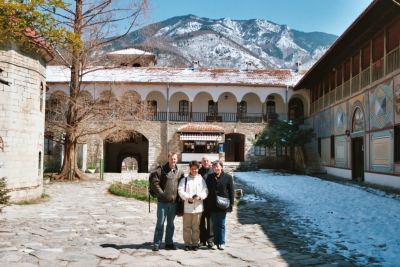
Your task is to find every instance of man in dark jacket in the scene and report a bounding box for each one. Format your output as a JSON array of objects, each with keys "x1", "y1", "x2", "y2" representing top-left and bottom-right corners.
[
  {"x1": 150, "y1": 152, "x2": 184, "y2": 251},
  {"x1": 198, "y1": 156, "x2": 214, "y2": 248}
]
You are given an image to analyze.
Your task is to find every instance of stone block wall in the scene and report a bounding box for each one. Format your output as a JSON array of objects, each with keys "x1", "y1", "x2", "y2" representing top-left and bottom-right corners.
[
  {"x1": 81, "y1": 121, "x2": 267, "y2": 173},
  {"x1": 0, "y1": 44, "x2": 46, "y2": 201}
]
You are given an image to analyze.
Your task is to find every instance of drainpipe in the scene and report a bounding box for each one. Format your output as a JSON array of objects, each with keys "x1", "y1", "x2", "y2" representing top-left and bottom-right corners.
[
  {"x1": 166, "y1": 83, "x2": 170, "y2": 157},
  {"x1": 286, "y1": 85, "x2": 289, "y2": 121}
]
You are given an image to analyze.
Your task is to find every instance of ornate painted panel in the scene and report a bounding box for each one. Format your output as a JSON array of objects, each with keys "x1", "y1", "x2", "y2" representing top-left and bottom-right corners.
[
  {"x1": 370, "y1": 130, "x2": 393, "y2": 173},
  {"x1": 394, "y1": 74, "x2": 400, "y2": 124},
  {"x1": 316, "y1": 108, "x2": 333, "y2": 138},
  {"x1": 348, "y1": 94, "x2": 366, "y2": 132},
  {"x1": 334, "y1": 104, "x2": 347, "y2": 135},
  {"x1": 335, "y1": 135, "x2": 347, "y2": 168},
  {"x1": 369, "y1": 81, "x2": 394, "y2": 130}
]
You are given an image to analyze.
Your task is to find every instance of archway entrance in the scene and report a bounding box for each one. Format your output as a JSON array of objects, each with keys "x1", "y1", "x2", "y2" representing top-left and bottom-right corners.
[
  {"x1": 104, "y1": 132, "x2": 149, "y2": 173},
  {"x1": 351, "y1": 107, "x2": 365, "y2": 182},
  {"x1": 224, "y1": 133, "x2": 245, "y2": 162},
  {"x1": 288, "y1": 97, "x2": 304, "y2": 121}
]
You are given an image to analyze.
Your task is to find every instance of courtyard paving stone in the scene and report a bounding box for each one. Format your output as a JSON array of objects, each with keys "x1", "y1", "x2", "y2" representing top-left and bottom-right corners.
[{"x1": 0, "y1": 180, "x2": 355, "y2": 266}]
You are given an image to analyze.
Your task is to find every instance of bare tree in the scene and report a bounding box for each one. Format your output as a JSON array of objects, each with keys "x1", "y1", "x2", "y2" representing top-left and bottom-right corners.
[{"x1": 45, "y1": 0, "x2": 150, "y2": 180}]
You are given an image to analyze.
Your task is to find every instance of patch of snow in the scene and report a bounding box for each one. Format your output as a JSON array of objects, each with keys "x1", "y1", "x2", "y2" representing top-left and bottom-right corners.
[{"x1": 235, "y1": 170, "x2": 400, "y2": 266}]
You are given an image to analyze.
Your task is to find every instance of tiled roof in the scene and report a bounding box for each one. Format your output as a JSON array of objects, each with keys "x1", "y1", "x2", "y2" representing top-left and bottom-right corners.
[
  {"x1": 23, "y1": 27, "x2": 55, "y2": 59},
  {"x1": 178, "y1": 124, "x2": 225, "y2": 133},
  {"x1": 47, "y1": 65, "x2": 303, "y2": 87}
]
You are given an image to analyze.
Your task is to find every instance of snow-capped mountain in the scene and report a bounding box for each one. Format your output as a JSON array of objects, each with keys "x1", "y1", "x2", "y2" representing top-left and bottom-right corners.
[{"x1": 107, "y1": 14, "x2": 337, "y2": 69}]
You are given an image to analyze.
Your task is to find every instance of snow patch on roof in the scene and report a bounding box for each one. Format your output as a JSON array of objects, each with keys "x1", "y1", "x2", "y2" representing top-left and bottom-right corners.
[
  {"x1": 108, "y1": 48, "x2": 153, "y2": 56},
  {"x1": 46, "y1": 66, "x2": 303, "y2": 87}
]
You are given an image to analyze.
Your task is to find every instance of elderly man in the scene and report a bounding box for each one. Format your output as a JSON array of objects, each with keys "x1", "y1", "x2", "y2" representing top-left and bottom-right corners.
[
  {"x1": 150, "y1": 152, "x2": 184, "y2": 251},
  {"x1": 198, "y1": 155, "x2": 214, "y2": 248}
]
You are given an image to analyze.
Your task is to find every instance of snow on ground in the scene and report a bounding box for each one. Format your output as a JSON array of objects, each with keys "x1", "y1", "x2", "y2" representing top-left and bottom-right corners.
[{"x1": 235, "y1": 170, "x2": 400, "y2": 266}]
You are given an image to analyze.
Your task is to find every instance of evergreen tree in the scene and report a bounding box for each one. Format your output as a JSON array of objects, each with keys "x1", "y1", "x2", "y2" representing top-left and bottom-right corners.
[
  {"x1": 0, "y1": 177, "x2": 10, "y2": 212},
  {"x1": 255, "y1": 117, "x2": 314, "y2": 170}
]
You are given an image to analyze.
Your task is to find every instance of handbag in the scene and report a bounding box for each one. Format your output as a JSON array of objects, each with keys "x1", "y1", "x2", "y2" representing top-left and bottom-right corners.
[
  {"x1": 176, "y1": 178, "x2": 187, "y2": 217},
  {"x1": 216, "y1": 195, "x2": 230, "y2": 209}
]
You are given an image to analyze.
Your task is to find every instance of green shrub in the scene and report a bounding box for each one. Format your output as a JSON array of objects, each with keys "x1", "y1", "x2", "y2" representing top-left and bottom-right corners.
[
  {"x1": 109, "y1": 180, "x2": 156, "y2": 202},
  {"x1": 0, "y1": 177, "x2": 10, "y2": 212}
]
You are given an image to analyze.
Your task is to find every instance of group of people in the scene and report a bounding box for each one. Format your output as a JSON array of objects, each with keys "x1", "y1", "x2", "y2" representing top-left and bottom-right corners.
[{"x1": 150, "y1": 152, "x2": 234, "y2": 251}]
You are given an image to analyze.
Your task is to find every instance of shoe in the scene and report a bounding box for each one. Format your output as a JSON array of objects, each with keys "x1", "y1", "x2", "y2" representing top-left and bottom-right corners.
[
  {"x1": 191, "y1": 246, "x2": 198, "y2": 251},
  {"x1": 152, "y1": 245, "x2": 159, "y2": 251},
  {"x1": 218, "y1": 244, "x2": 225, "y2": 250},
  {"x1": 184, "y1": 246, "x2": 190, "y2": 251},
  {"x1": 209, "y1": 244, "x2": 216, "y2": 250},
  {"x1": 165, "y1": 244, "x2": 177, "y2": 250},
  {"x1": 207, "y1": 241, "x2": 214, "y2": 249}
]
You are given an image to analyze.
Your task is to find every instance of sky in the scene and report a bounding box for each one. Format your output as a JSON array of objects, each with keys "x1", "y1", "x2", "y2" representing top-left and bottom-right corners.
[{"x1": 141, "y1": 0, "x2": 373, "y2": 36}]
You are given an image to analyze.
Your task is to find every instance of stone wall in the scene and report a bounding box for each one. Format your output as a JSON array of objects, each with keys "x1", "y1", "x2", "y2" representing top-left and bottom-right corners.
[
  {"x1": 79, "y1": 121, "x2": 267, "y2": 173},
  {"x1": 0, "y1": 44, "x2": 46, "y2": 201}
]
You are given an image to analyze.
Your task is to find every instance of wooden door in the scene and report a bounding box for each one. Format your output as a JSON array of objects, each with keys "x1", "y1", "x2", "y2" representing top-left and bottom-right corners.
[{"x1": 351, "y1": 137, "x2": 364, "y2": 182}]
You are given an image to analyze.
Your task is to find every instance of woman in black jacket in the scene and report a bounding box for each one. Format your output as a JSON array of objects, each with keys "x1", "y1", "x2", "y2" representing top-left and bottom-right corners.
[{"x1": 206, "y1": 160, "x2": 234, "y2": 250}]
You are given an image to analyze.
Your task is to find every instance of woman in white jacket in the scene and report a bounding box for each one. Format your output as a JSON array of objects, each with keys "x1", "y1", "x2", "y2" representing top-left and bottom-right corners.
[{"x1": 178, "y1": 160, "x2": 208, "y2": 251}]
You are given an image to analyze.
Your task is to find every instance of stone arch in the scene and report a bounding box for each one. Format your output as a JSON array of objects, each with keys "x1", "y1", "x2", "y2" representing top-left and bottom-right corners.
[
  {"x1": 289, "y1": 93, "x2": 309, "y2": 117},
  {"x1": 351, "y1": 101, "x2": 365, "y2": 133},
  {"x1": 265, "y1": 93, "x2": 285, "y2": 116},
  {"x1": 104, "y1": 130, "x2": 149, "y2": 173},
  {"x1": 192, "y1": 92, "x2": 214, "y2": 113},
  {"x1": 169, "y1": 92, "x2": 190, "y2": 113},
  {"x1": 288, "y1": 97, "x2": 305, "y2": 121},
  {"x1": 241, "y1": 93, "x2": 262, "y2": 114},
  {"x1": 145, "y1": 91, "x2": 167, "y2": 112},
  {"x1": 217, "y1": 92, "x2": 238, "y2": 122}
]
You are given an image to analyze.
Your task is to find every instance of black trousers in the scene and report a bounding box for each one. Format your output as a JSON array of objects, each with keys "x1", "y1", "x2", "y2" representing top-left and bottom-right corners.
[{"x1": 199, "y1": 212, "x2": 213, "y2": 243}]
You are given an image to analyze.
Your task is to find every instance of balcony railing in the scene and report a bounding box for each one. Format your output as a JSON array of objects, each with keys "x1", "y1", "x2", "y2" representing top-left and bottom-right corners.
[
  {"x1": 351, "y1": 73, "x2": 360, "y2": 95},
  {"x1": 342, "y1": 80, "x2": 350, "y2": 98},
  {"x1": 386, "y1": 46, "x2": 400, "y2": 74},
  {"x1": 372, "y1": 58, "x2": 384, "y2": 82},
  {"x1": 145, "y1": 112, "x2": 287, "y2": 123},
  {"x1": 360, "y1": 67, "x2": 370, "y2": 88},
  {"x1": 312, "y1": 45, "x2": 400, "y2": 115}
]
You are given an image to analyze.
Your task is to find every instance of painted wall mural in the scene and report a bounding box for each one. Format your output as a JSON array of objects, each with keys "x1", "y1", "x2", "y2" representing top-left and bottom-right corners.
[
  {"x1": 369, "y1": 81, "x2": 394, "y2": 130},
  {"x1": 335, "y1": 135, "x2": 347, "y2": 168},
  {"x1": 335, "y1": 105, "x2": 346, "y2": 134},
  {"x1": 370, "y1": 130, "x2": 393, "y2": 173}
]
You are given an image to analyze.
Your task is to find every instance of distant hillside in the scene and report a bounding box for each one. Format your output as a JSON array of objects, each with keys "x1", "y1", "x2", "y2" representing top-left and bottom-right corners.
[{"x1": 105, "y1": 14, "x2": 337, "y2": 69}]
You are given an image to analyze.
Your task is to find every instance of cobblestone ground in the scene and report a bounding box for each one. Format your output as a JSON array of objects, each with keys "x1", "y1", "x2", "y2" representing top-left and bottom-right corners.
[{"x1": 0, "y1": 180, "x2": 355, "y2": 267}]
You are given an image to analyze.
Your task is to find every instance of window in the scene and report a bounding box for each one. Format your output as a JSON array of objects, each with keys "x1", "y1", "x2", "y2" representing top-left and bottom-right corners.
[
  {"x1": 40, "y1": 83, "x2": 44, "y2": 111},
  {"x1": 266, "y1": 101, "x2": 276, "y2": 114},
  {"x1": 44, "y1": 138, "x2": 53, "y2": 155},
  {"x1": 330, "y1": 135, "x2": 335, "y2": 159},
  {"x1": 208, "y1": 100, "x2": 217, "y2": 115},
  {"x1": 38, "y1": 151, "x2": 42, "y2": 176},
  {"x1": 147, "y1": 100, "x2": 157, "y2": 114},
  {"x1": 179, "y1": 100, "x2": 189, "y2": 114},
  {"x1": 395, "y1": 125, "x2": 400, "y2": 162},
  {"x1": 238, "y1": 101, "x2": 247, "y2": 115},
  {"x1": 254, "y1": 146, "x2": 266, "y2": 156}
]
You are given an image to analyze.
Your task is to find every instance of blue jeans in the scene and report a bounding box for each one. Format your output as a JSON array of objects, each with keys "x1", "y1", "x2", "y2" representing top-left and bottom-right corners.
[
  {"x1": 211, "y1": 211, "x2": 226, "y2": 245},
  {"x1": 153, "y1": 202, "x2": 177, "y2": 246}
]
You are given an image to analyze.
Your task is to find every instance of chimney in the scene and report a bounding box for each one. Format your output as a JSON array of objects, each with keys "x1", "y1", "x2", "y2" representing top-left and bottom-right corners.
[
  {"x1": 295, "y1": 61, "x2": 302, "y2": 73},
  {"x1": 245, "y1": 61, "x2": 254, "y2": 71},
  {"x1": 191, "y1": 60, "x2": 200, "y2": 70}
]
